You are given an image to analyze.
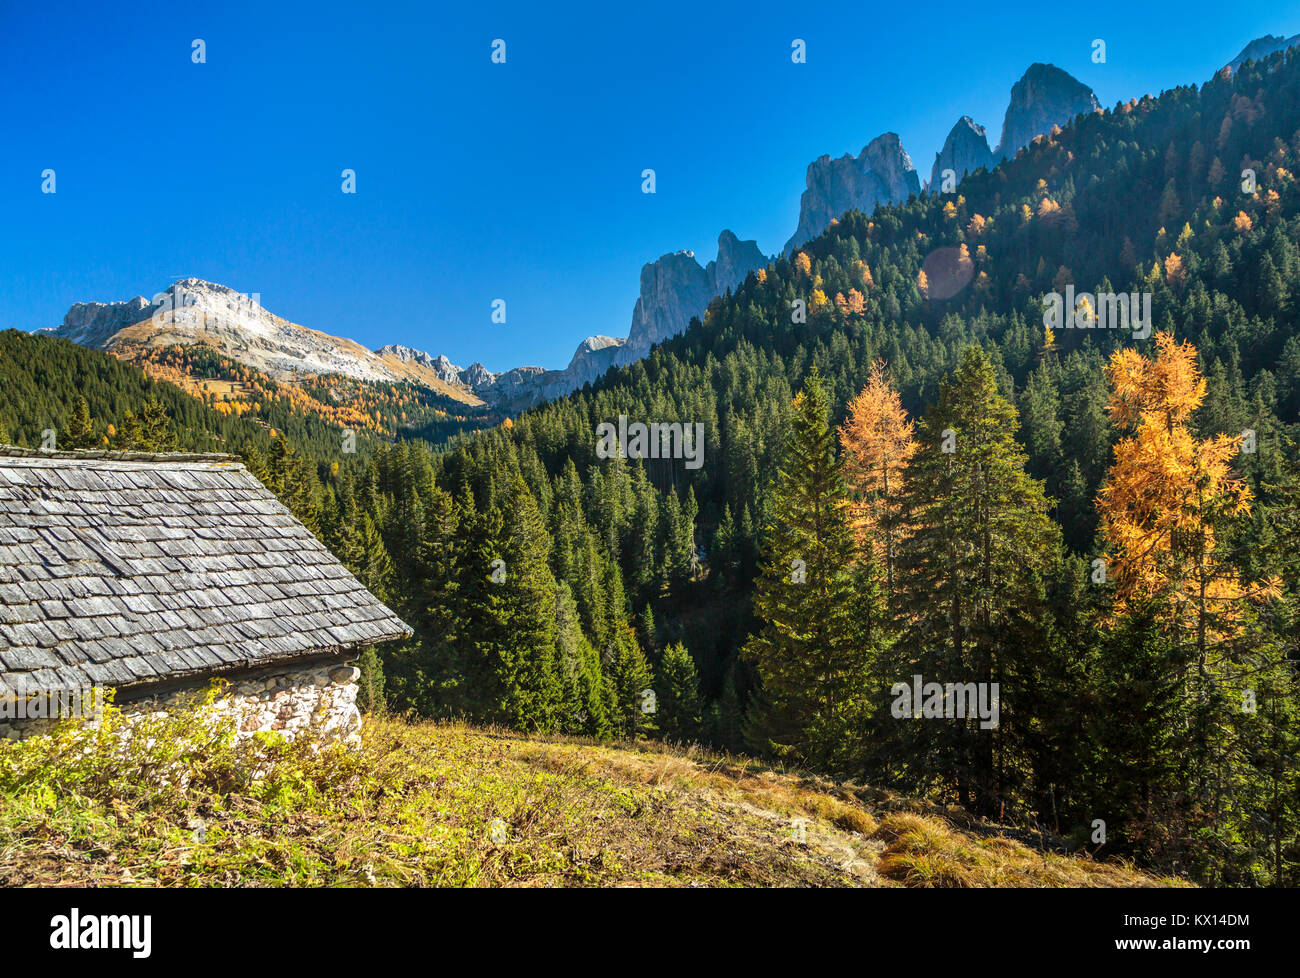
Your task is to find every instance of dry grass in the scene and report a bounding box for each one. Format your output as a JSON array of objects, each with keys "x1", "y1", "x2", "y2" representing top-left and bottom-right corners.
[
  {"x1": 871, "y1": 812, "x2": 1181, "y2": 887},
  {"x1": 0, "y1": 716, "x2": 1187, "y2": 888}
]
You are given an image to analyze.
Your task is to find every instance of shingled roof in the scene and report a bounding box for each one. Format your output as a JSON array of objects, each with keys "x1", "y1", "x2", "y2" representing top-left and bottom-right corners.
[{"x1": 0, "y1": 447, "x2": 411, "y2": 697}]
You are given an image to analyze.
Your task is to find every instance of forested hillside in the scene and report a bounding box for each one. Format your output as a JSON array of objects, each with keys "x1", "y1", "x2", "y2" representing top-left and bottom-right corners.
[
  {"x1": 354, "y1": 51, "x2": 1300, "y2": 887},
  {"x1": 6, "y1": 49, "x2": 1300, "y2": 887},
  {"x1": 0, "y1": 329, "x2": 490, "y2": 469}
]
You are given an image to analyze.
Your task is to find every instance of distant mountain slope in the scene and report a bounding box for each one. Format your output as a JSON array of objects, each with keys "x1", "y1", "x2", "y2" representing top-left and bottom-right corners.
[
  {"x1": 372, "y1": 347, "x2": 484, "y2": 406},
  {"x1": 378, "y1": 335, "x2": 629, "y2": 414},
  {"x1": 413, "y1": 230, "x2": 768, "y2": 412},
  {"x1": 1228, "y1": 32, "x2": 1300, "y2": 71},
  {"x1": 0, "y1": 329, "x2": 490, "y2": 458},
  {"x1": 47, "y1": 279, "x2": 483, "y2": 407}
]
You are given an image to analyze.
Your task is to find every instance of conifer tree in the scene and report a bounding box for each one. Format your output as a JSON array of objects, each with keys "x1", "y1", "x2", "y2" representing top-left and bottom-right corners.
[
  {"x1": 743, "y1": 368, "x2": 879, "y2": 772},
  {"x1": 639, "y1": 603, "x2": 657, "y2": 659},
  {"x1": 1099, "y1": 331, "x2": 1275, "y2": 661},
  {"x1": 603, "y1": 625, "x2": 654, "y2": 738},
  {"x1": 555, "y1": 582, "x2": 611, "y2": 737},
  {"x1": 892, "y1": 347, "x2": 1059, "y2": 811},
  {"x1": 139, "y1": 396, "x2": 173, "y2": 450},
  {"x1": 459, "y1": 476, "x2": 563, "y2": 731},
  {"x1": 354, "y1": 646, "x2": 387, "y2": 716},
  {"x1": 656, "y1": 642, "x2": 702, "y2": 742},
  {"x1": 63, "y1": 396, "x2": 96, "y2": 449},
  {"x1": 352, "y1": 513, "x2": 395, "y2": 606}
]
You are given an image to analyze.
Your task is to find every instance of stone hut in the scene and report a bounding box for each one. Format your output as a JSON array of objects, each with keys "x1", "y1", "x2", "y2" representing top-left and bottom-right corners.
[{"x1": 0, "y1": 447, "x2": 410, "y2": 742}]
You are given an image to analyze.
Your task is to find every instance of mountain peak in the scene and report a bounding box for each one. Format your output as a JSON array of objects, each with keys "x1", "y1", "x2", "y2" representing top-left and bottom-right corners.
[
  {"x1": 1227, "y1": 33, "x2": 1300, "y2": 72},
  {"x1": 48, "y1": 280, "x2": 451, "y2": 392},
  {"x1": 930, "y1": 116, "x2": 995, "y2": 191},
  {"x1": 997, "y1": 63, "x2": 1099, "y2": 159},
  {"x1": 784, "y1": 132, "x2": 920, "y2": 253}
]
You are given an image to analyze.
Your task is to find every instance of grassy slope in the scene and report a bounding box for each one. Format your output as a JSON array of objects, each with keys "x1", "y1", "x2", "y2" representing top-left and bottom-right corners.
[{"x1": 0, "y1": 715, "x2": 1185, "y2": 888}]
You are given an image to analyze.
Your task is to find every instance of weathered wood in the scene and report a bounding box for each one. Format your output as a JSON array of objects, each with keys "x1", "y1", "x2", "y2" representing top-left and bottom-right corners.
[{"x1": 0, "y1": 447, "x2": 411, "y2": 695}]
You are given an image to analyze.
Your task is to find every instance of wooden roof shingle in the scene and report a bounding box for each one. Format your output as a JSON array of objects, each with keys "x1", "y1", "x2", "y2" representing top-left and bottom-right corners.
[{"x1": 0, "y1": 447, "x2": 412, "y2": 696}]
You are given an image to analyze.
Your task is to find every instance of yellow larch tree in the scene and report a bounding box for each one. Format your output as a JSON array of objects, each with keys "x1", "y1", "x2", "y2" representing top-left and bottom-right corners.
[
  {"x1": 1098, "y1": 331, "x2": 1275, "y2": 664},
  {"x1": 838, "y1": 360, "x2": 917, "y2": 600}
]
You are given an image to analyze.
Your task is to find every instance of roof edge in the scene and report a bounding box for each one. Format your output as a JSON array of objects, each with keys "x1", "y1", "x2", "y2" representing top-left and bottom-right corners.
[{"x1": 0, "y1": 445, "x2": 240, "y2": 464}]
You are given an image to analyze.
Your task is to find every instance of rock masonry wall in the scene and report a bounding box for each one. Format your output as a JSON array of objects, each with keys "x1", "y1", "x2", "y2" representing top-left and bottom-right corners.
[{"x1": 0, "y1": 662, "x2": 362, "y2": 745}]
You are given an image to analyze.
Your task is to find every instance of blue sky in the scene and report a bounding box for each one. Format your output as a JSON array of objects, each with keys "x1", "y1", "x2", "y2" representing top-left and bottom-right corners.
[{"x1": 2, "y1": 1, "x2": 1297, "y2": 372}]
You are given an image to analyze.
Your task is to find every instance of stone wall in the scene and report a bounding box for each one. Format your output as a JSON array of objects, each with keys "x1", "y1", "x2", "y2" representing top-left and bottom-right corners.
[{"x1": 0, "y1": 661, "x2": 363, "y2": 745}]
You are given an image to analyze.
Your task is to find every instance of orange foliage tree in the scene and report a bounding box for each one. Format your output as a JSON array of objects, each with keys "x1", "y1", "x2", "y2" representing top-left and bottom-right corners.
[
  {"x1": 1098, "y1": 331, "x2": 1275, "y2": 663},
  {"x1": 837, "y1": 360, "x2": 917, "y2": 599}
]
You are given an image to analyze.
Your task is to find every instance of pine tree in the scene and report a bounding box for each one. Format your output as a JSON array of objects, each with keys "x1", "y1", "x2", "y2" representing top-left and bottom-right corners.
[
  {"x1": 1084, "y1": 602, "x2": 1191, "y2": 867},
  {"x1": 555, "y1": 582, "x2": 611, "y2": 737},
  {"x1": 457, "y1": 476, "x2": 563, "y2": 731},
  {"x1": 139, "y1": 396, "x2": 174, "y2": 450},
  {"x1": 742, "y1": 367, "x2": 879, "y2": 772},
  {"x1": 656, "y1": 642, "x2": 702, "y2": 742},
  {"x1": 603, "y1": 625, "x2": 654, "y2": 738},
  {"x1": 353, "y1": 513, "x2": 395, "y2": 606},
  {"x1": 712, "y1": 503, "x2": 740, "y2": 585},
  {"x1": 63, "y1": 396, "x2": 96, "y2": 449},
  {"x1": 112, "y1": 410, "x2": 138, "y2": 449},
  {"x1": 354, "y1": 646, "x2": 387, "y2": 716},
  {"x1": 639, "y1": 603, "x2": 657, "y2": 659},
  {"x1": 892, "y1": 346, "x2": 1060, "y2": 812}
]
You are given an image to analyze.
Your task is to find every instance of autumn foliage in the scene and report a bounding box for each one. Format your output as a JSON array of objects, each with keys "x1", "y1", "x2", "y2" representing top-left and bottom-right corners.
[
  {"x1": 838, "y1": 360, "x2": 917, "y2": 595},
  {"x1": 1098, "y1": 331, "x2": 1272, "y2": 648}
]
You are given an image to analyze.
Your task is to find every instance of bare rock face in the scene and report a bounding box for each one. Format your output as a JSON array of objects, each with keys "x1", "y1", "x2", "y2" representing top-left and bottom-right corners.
[
  {"x1": 560, "y1": 335, "x2": 626, "y2": 389},
  {"x1": 709, "y1": 229, "x2": 767, "y2": 298},
  {"x1": 53, "y1": 295, "x2": 153, "y2": 348},
  {"x1": 626, "y1": 251, "x2": 716, "y2": 351},
  {"x1": 996, "y1": 63, "x2": 1099, "y2": 162},
  {"x1": 624, "y1": 229, "x2": 765, "y2": 353},
  {"x1": 458, "y1": 362, "x2": 497, "y2": 389},
  {"x1": 784, "y1": 133, "x2": 920, "y2": 254},
  {"x1": 373, "y1": 344, "x2": 464, "y2": 385},
  {"x1": 50, "y1": 279, "x2": 412, "y2": 386},
  {"x1": 929, "y1": 116, "x2": 996, "y2": 191},
  {"x1": 1228, "y1": 33, "x2": 1300, "y2": 72}
]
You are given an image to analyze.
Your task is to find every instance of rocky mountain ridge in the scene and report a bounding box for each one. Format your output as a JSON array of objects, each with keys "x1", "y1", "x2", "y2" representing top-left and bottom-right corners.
[
  {"x1": 1228, "y1": 33, "x2": 1300, "y2": 72},
  {"x1": 928, "y1": 63, "x2": 1099, "y2": 191},
  {"x1": 46, "y1": 280, "x2": 483, "y2": 406},
  {"x1": 443, "y1": 63, "x2": 1103, "y2": 411},
  {"x1": 784, "y1": 133, "x2": 921, "y2": 254}
]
